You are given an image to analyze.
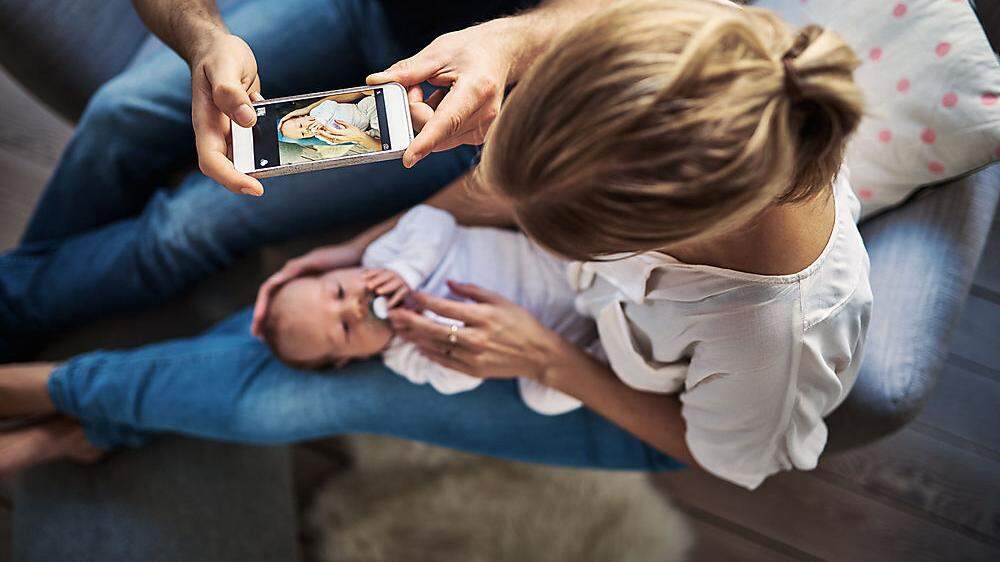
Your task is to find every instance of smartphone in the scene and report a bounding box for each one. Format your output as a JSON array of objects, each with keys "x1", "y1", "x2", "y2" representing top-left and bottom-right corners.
[{"x1": 232, "y1": 83, "x2": 412, "y2": 179}]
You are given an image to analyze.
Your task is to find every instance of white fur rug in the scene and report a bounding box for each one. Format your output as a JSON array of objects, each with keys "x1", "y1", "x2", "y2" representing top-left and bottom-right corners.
[{"x1": 307, "y1": 435, "x2": 692, "y2": 562}]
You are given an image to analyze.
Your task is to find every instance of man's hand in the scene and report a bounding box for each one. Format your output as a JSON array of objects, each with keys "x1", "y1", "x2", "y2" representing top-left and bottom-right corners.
[
  {"x1": 366, "y1": 0, "x2": 608, "y2": 168},
  {"x1": 189, "y1": 33, "x2": 265, "y2": 196},
  {"x1": 366, "y1": 19, "x2": 517, "y2": 168}
]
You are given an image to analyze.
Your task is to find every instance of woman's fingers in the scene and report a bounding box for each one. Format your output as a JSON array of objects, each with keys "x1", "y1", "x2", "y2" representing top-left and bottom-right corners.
[
  {"x1": 417, "y1": 346, "x2": 478, "y2": 376},
  {"x1": 410, "y1": 292, "x2": 488, "y2": 324},
  {"x1": 445, "y1": 280, "x2": 507, "y2": 305},
  {"x1": 389, "y1": 308, "x2": 479, "y2": 349}
]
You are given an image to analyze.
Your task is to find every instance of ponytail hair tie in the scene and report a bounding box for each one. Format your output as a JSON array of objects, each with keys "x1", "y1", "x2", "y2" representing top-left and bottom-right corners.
[
  {"x1": 782, "y1": 55, "x2": 803, "y2": 101},
  {"x1": 781, "y1": 24, "x2": 823, "y2": 102}
]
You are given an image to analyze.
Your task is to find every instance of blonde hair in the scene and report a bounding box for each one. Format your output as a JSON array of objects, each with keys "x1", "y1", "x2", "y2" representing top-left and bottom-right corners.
[{"x1": 476, "y1": 0, "x2": 863, "y2": 260}]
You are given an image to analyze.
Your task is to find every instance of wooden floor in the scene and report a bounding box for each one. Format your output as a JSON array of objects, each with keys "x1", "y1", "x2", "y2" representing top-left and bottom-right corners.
[{"x1": 0, "y1": 66, "x2": 998, "y2": 562}]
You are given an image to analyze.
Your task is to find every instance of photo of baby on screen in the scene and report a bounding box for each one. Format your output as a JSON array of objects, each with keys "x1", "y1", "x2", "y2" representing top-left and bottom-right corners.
[{"x1": 274, "y1": 90, "x2": 383, "y2": 165}]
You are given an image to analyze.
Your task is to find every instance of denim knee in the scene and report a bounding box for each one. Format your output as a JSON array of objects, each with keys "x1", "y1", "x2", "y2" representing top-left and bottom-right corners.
[
  {"x1": 131, "y1": 184, "x2": 245, "y2": 297},
  {"x1": 77, "y1": 80, "x2": 148, "y2": 142}
]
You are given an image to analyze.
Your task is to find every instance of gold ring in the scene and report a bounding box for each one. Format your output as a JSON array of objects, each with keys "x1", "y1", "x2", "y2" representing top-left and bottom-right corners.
[{"x1": 448, "y1": 324, "x2": 459, "y2": 345}]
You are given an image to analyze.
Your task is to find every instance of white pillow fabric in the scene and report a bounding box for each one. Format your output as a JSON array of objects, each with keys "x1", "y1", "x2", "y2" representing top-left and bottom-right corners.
[{"x1": 757, "y1": 0, "x2": 1000, "y2": 218}]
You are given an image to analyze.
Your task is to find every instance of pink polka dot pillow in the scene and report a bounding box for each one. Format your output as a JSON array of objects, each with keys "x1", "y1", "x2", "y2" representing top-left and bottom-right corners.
[{"x1": 758, "y1": 0, "x2": 1000, "y2": 218}]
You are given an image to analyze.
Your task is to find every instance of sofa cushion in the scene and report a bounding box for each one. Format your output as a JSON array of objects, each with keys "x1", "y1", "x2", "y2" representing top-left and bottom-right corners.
[{"x1": 759, "y1": 0, "x2": 1000, "y2": 218}]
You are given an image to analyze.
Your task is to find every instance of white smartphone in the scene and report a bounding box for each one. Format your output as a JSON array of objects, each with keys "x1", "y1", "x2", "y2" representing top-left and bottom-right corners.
[{"x1": 231, "y1": 83, "x2": 412, "y2": 179}]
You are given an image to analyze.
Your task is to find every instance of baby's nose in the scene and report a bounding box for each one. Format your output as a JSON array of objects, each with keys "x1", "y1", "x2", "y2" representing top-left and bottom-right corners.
[{"x1": 346, "y1": 298, "x2": 366, "y2": 322}]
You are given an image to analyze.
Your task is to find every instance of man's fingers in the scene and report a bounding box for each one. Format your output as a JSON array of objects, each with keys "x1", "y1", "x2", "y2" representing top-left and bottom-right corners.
[
  {"x1": 192, "y1": 88, "x2": 264, "y2": 195},
  {"x1": 446, "y1": 280, "x2": 506, "y2": 305},
  {"x1": 367, "y1": 51, "x2": 445, "y2": 87},
  {"x1": 408, "y1": 101, "x2": 435, "y2": 134},
  {"x1": 198, "y1": 149, "x2": 264, "y2": 196},
  {"x1": 406, "y1": 84, "x2": 425, "y2": 104},
  {"x1": 249, "y1": 75, "x2": 264, "y2": 102},
  {"x1": 213, "y1": 80, "x2": 256, "y2": 128},
  {"x1": 404, "y1": 81, "x2": 484, "y2": 167},
  {"x1": 207, "y1": 64, "x2": 257, "y2": 128}
]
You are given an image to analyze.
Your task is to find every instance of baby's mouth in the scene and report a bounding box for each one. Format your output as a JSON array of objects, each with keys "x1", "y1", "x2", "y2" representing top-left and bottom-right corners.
[{"x1": 369, "y1": 294, "x2": 390, "y2": 321}]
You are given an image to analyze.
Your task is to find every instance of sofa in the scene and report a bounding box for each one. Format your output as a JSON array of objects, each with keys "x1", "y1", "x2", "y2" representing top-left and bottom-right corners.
[{"x1": 2, "y1": 1, "x2": 997, "y2": 560}]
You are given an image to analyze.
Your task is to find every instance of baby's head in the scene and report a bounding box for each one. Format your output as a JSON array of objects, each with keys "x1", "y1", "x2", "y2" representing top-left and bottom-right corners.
[
  {"x1": 261, "y1": 268, "x2": 393, "y2": 369},
  {"x1": 279, "y1": 115, "x2": 318, "y2": 139}
]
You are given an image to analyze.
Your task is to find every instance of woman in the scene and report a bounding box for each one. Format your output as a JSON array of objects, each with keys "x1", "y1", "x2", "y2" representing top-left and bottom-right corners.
[{"x1": 1, "y1": 0, "x2": 870, "y2": 489}]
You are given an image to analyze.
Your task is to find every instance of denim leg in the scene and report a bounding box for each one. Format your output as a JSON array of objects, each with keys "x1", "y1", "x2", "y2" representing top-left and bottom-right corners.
[
  {"x1": 48, "y1": 309, "x2": 681, "y2": 471},
  {"x1": 21, "y1": 0, "x2": 401, "y2": 244},
  {"x1": 1, "y1": 145, "x2": 474, "y2": 336}
]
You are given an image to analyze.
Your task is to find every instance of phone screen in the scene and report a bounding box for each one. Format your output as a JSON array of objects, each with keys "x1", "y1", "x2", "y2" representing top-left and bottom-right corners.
[{"x1": 250, "y1": 88, "x2": 392, "y2": 170}]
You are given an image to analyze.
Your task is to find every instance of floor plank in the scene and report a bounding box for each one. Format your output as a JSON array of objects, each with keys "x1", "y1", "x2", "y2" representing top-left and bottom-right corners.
[
  {"x1": 948, "y1": 294, "x2": 1000, "y2": 371},
  {"x1": 655, "y1": 469, "x2": 1000, "y2": 562},
  {"x1": 918, "y1": 361, "x2": 1000, "y2": 456},
  {"x1": 682, "y1": 514, "x2": 806, "y2": 562},
  {"x1": 819, "y1": 427, "x2": 1000, "y2": 542}
]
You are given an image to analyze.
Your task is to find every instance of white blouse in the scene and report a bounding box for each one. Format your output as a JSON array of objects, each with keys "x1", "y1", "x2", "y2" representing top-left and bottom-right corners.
[{"x1": 570, "y1": 170, "x2": 873, "y2": 489}]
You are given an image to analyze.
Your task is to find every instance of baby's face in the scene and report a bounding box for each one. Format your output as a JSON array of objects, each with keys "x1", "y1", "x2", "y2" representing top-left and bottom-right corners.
[
  {"x1": 267, "y1": 268, "x2": 393, "y2": 367},
  {"x1": 279, "y1": 115, "x2": 318, "y2": 139}
]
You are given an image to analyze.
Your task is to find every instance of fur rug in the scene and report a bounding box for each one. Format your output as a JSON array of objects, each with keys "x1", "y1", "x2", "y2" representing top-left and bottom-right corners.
[{"x1": 307, "y1": 435, "x2": 692, "y2": 562}]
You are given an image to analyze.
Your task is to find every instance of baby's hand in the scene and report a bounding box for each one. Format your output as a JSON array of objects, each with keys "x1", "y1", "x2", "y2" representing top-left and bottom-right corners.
[{"x1": 363, "y1": 268, "x2": 410, "y2": 308}]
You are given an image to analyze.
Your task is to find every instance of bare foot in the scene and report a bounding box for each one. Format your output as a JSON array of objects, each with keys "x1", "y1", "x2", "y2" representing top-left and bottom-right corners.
[
  {"x1": 0, "y1": 416, "x2": 104, "y2": 478},
  {"x1": 0, "y1": 362, "x2": 57, "y2": 419}
]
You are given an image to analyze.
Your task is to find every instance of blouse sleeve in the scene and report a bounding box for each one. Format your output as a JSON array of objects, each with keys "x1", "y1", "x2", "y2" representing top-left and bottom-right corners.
[{"x1": 678, "y1": 302, "x2": 838, "y2": 490}]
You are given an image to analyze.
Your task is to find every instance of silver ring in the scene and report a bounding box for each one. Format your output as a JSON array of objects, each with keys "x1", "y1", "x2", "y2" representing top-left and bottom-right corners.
[{"x1": 447, "y1": 324, "x2": 459, "y2": 345}]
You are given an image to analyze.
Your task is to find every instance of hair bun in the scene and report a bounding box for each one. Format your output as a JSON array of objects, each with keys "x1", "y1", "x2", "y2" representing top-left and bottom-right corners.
[{"x1": 784, "y1": 24, "x2": 823, "y2": 61}]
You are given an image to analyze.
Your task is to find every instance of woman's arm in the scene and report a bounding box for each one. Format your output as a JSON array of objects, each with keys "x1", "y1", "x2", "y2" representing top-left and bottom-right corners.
[
  {"x1": 541, "y1": 338, "x2": 697, "y2": 466},
  {"x1": 388, "y1": 282, "x2": 698, "y2": 467}
]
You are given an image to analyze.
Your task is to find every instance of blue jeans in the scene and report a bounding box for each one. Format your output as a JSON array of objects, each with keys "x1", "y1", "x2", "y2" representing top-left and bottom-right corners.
[
  {"x1": 48, "y1": 308, "x2": 683, "y2": 471},
  {"x1": 0, "y1": 0, "x2": 474, "y2": 347}
]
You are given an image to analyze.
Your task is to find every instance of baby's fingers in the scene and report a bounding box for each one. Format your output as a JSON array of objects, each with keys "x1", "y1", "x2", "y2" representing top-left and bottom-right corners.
[
  {"x1": 365, "y1": 269, "x2": 395, "y2": 290},
  {"x1": 374, "y1": 277, "x2": 404, "y2": 296},
  {"x1": 387, "y1": 285, "x2": 409, "y2": 307}
]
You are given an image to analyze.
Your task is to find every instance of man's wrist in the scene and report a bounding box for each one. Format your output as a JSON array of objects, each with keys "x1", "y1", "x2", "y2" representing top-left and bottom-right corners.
[
  {"x1": 485, "y1": 15, "x2": 545, "y2": 85},
  {"x1": 183, "y1": 24, "x2": 230, "y2": 66}
]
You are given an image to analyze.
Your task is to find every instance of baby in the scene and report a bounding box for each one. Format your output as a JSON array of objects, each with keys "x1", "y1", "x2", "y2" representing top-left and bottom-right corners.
[
  {"x1": 279, "y1": 95, "x2": 380, "y2": 143},
  {"x1": 261, "y1": 205, "x2": 597, "y2": 415}
]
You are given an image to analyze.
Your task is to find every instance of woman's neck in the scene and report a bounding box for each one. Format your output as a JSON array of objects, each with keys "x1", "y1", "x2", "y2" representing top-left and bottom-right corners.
[{"x1": 665, "y1": 189, "x2": 836, "y2": 276}]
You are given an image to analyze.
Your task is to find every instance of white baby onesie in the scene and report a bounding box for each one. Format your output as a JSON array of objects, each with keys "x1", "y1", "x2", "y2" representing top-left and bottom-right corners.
[
  {"x1": 309, "y1": 97, "x2": 380, "y2": 138},
  {"x1": 362, "y1": 205, "x2": 597, "y2": 415}
]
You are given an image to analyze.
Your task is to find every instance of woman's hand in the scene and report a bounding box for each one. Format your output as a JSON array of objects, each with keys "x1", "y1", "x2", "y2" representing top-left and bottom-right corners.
[
  {"x1": 250, "y1": 242, "x2": 364, "y2": 337},
  {"x1": 188, "y1": 32, "x2": 266, "y2": 196},
  {"x1": 316, "y1": 121, "x2": 381, "y2": 151},
  {"x1": 388, "y1": 280, "x2": 570, "y2": 380}
]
